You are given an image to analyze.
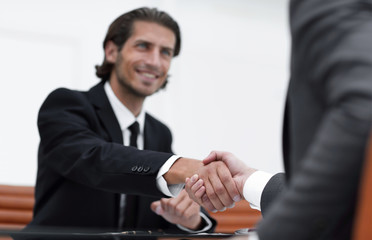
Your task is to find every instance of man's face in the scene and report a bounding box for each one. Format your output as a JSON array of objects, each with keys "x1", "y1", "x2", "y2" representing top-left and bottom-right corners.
[{"x1": 112, "y1": 21, "x2": 176, "y2": 98}]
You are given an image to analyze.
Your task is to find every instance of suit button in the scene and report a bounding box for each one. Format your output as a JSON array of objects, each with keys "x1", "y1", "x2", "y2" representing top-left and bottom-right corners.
[
  {"x1": 143, "y1": 167, "x2": 150, "y2": 173},
  {"x1": 137, "y1": 166, "x2": 143, "y2": 172},
  {"x1": 131, "y1": 166, "x2": 138, "y2": 172}
]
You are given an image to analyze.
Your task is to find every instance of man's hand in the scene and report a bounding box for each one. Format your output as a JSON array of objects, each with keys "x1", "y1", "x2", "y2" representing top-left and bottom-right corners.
[
  {"x1": 191, "y1": 161, "x2": 242, "y2": 212},
  {"x1": 150, "y1": 189, "x2": 202, "y2": 230},
  {"x1": 163, "y1": 157, "x2": 240, "y2": 212},
  {"x1": 185, "y1": 151, "x2": 257, "y2": 211},
  {"x1": 203, "y1": 151, "x2": 256, "y2": 196}
]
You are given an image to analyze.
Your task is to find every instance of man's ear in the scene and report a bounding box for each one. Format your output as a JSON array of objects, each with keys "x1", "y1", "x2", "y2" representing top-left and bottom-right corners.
[{"x1": 105, "y1": 41, "x2": 118, "y2": 63}]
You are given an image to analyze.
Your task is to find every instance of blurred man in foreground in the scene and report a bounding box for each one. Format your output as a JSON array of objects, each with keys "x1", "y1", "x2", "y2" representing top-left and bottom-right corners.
[{"x1": 187, "y1": 1, "x2": 372, "y2": 239}]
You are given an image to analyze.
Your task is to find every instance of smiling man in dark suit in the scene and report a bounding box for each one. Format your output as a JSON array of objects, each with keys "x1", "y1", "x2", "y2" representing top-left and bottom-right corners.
[{"x1": 27, "y1": 7, "x2": 218, "y2": 233}]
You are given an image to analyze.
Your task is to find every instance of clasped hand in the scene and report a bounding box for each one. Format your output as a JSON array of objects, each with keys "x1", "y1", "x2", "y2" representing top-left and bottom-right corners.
[
  {"x1": 185, "y1": 151, "x2": 256, "y2": 212},
  {"x1": 151, "y1": 189, "x2": 202, "y2": 230}
]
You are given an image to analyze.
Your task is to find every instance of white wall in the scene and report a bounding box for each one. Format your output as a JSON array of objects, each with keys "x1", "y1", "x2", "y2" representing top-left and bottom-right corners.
[{"x1": 0, "y1": 0, "x2": 289, "y2": 186}]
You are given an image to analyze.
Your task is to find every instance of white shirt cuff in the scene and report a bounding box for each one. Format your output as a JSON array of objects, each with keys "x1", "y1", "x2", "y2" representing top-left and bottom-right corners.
[
  {"x1": 176, "y1": 212, "x2": 213, "y2": 233},
  {"x1": 156, "y1": 155, "x2": 184, "y2": 197},
  {"x1": 243, "y1": 171, "x2": 273, "y2": 211}
]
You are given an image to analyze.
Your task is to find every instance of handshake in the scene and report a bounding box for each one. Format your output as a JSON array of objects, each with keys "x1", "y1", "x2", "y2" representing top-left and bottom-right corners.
[
  {"x1": 152, "y1": 151, "x2": 258, "y2": 231},
  {"x1": 184, "y1": 151, "x2": 257, "y2": 212}
]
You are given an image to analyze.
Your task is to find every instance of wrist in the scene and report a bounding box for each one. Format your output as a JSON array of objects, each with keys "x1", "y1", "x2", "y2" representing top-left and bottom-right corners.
[
  {"x1": 164, "y1": 158, "x2": 203, "y2": 184},
  {"x1": 185, "y1": 216, "x2": 203, "y2": 230},
  {"x1": 177, "y1": 212, "x2": 213, "y2": 233},
  {"x1": 238, "y1": 168, "x2": 257, "y2": 199}
]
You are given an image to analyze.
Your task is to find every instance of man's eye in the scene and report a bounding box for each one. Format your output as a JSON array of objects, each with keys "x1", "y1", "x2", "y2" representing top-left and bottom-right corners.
[
  {"x1": 137, "y1": 43, "x2": 147, "y2": 49},
  {"x1": 161, "y1": 49, "x2": 172, "y2": 57}
]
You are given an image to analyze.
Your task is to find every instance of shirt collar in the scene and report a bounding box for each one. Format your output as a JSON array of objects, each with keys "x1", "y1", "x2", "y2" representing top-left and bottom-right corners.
[{"x1": 104, "y1": 81, "x2": 145, "y2": 134}]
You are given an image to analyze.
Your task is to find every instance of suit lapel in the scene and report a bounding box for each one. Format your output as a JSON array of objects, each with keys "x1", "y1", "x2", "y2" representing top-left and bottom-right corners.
[
  {"x1": 88, "y1": 82, "x2": 123, "y2": 144},
  {"x1": 144, "y1": 114, "x2": 156, "y2": 151}
]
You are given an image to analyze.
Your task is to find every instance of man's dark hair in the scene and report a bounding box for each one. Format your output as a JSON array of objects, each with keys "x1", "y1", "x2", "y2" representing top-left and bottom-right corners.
[{"x1": 95, "y1": 7, "x2": 181, "y2": 82}]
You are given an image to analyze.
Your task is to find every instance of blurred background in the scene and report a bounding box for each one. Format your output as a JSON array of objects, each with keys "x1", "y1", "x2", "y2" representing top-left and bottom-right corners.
[{"x1": 0, "y1": 0, "x2": 289, "y2": 186}]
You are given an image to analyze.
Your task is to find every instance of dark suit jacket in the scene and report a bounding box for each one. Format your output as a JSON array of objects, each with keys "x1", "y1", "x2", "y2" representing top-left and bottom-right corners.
[
  {"x1": 257, "y1": 1, "x2": 372, "y2": 239},
  {"x1": 27, "y1": 82, "x2": 215, "y2": 232}
]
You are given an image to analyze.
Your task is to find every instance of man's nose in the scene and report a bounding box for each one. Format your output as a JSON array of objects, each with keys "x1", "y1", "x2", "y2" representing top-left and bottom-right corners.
[{"x1": 144, "y1": 50, "x2": 161, "y2": 67}]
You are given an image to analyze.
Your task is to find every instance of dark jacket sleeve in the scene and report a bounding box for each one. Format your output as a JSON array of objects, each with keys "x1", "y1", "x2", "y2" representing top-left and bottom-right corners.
[
  {"x1": 38, "y1": 88, "x2": 172, "y2": 197},
  {"x1": 260, "y1": 173, "x2": 286, "y2": 216}
]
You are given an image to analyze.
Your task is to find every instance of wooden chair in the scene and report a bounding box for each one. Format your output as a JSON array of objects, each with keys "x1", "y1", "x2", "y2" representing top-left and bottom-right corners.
[
  {"x1": 208, "y1": 200, "x2": 261, "y2": 233},
  {"x1": 0, "y1": 184, "x2": 34, "y2": 230},
  {"x1": 353, "y1": 132, "x2": 372, "y2": 240},
  {"x1": 0, "y1": 184, "x2": 34, "y2": 240},
  {"x1": 0, "y1": 183, "x2": 261, "y2": 238}
]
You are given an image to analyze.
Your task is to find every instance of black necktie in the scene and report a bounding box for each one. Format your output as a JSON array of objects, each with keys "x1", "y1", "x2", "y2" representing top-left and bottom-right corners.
[
  {"x1": 128, "y1": 121, "x2": 139, "y2": 148},
  {"x1": 120, "y1": 121, "x2": 140, "y2": 229}
]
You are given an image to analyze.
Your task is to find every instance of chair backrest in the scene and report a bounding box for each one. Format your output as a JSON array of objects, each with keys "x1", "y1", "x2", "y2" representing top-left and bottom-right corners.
[
  {"x1": 353, "y1": 132, "x2": 372, "y2": 240},
  {"x1": 0, "y1": 184, "x2": 34, "y2": 230},
  {"x1": 0, "y1": 183, "x2": 262, "y2": 237},
  {"x1": 208, "y1": 200, "x2": 261, "y2": 233}
]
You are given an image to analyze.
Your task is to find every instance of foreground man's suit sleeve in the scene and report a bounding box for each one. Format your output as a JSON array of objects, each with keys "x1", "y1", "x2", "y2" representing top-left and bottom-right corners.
[{"x1": 257, "y1": 1, "x2": 372, "y2": 240}]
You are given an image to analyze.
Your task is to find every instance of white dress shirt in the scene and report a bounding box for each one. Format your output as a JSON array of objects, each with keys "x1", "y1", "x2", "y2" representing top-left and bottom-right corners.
[
  {"x1": 104, "y1": 82, "x2": 212, "y2": 232},
  {"x1": 238, "y1": 172, "x2": 273, "y2": 240},
  {"x1": 243, "y1": 171, "x2": 273, "y2": 211},
  {"x1": 104, "y1": 82, "x2": 182, "y2": 196}
]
